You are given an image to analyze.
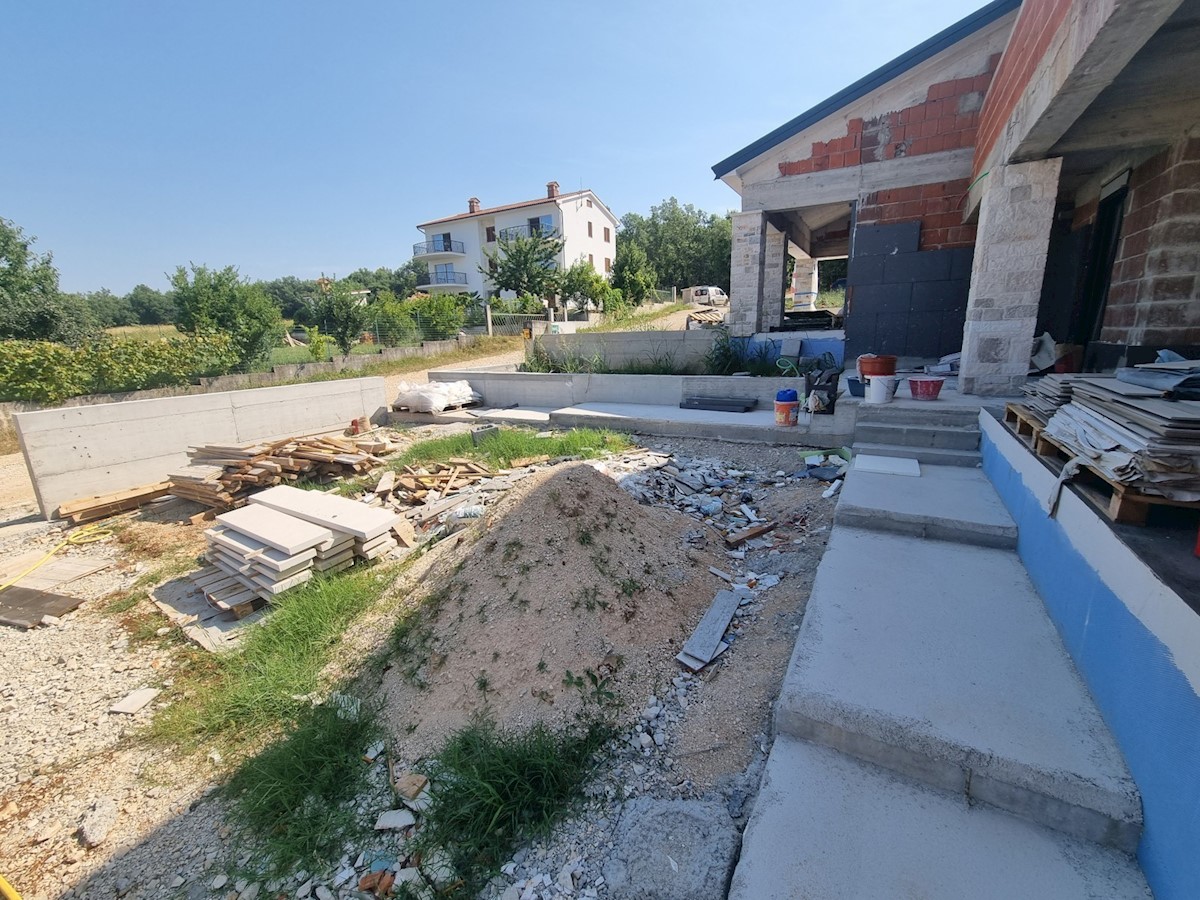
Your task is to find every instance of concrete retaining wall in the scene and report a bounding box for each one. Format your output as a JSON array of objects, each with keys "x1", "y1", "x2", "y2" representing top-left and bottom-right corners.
[
  {"x1": 979, "y1": 412, "x2": 1200, "y2": 899},
  {"x1": 530, "y1": 331, "x2": 718, "y2": 373},
  {"x1": 15, "y1": 377, "x2": 387, "y2": 520},
  {"x1": 0, "y1": 336, "x2": 478, "y2": 449},
  {"x1": 429, "y1": 369, "x2": 806, "y2": 409}
]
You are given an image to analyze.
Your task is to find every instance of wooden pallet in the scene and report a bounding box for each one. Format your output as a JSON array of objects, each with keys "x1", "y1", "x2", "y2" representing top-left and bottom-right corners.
[
  {"x1": 1028, "y1": 428, "x2": 1200, "y2": 525},
  {"x1": 1003, "y1": 402, "x2": 1048, "y2": 445},
  {"x1": 392, "y1": 400, "x2": 480, "y2": 414}
]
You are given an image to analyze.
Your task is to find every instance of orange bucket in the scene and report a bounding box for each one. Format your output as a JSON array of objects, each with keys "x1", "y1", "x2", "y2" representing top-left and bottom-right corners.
[{"x1": 858, "y1": 355, "x2": 897, "y2": 377}]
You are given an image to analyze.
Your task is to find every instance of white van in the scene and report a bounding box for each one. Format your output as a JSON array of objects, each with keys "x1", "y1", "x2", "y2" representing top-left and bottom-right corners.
[{"x1": 686, "y1": 285, "x2": 729, "y2": 306}]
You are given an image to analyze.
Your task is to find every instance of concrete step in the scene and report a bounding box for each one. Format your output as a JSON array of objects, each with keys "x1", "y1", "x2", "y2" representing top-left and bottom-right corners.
[
  {"x1": 853, "y1": 401, "x2": 983, "y2": 428},
  {"x1": 855, "y1": 421, "x2": 980, "y2": 450},
  {"x1": 834, "y1": 464, "x2": 1017, "y2": 548},
  {"x1": 776, "y1": 527, "x2": 1143, "y2": 851},
  {"x1": 851, "y1": 441, "x2": 981, "y2": 467},
  {"x1": 728, "y1": 737, "x2": 1150, "y2": 900}
]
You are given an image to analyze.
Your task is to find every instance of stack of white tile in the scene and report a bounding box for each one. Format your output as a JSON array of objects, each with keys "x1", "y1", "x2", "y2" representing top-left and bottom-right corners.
[
  {"x1": 249, "y1": 485, "x2": 401, "y2": 562},
  {"x1": 202, "y1": 505, "x2": 333, "y2": 610}
]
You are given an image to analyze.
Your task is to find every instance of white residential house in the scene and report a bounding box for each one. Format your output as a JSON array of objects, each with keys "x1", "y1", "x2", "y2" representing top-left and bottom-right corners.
[{"x1": 413, "y1": 181, "x2": 618, "y2": 298}]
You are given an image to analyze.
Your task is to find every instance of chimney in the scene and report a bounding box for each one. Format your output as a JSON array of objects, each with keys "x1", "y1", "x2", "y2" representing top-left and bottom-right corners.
[
  {"x1": 546, "y1": 181, "x2": 560, "y2": 199},
  {"x1": 468, "y1": 197, "x2": 480, "y2": 213}
]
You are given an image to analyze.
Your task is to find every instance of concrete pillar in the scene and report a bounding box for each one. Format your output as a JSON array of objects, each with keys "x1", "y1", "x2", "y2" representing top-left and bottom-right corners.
[
  {"x1": 729, "y1": 211, "x2": 768, "y2": 336},
  {"x1": 761, "y1": 224, "x2": 788, "y2": 332},
  {"x1": 959, "y1": 158, "x2": 1063, "y2": 396},
  {"x1": 792, "y1": 249, "x2": 818, "y2": 301}
]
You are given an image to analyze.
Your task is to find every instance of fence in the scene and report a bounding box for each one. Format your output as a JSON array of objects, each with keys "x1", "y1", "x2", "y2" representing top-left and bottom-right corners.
[{"x1": 488, "y1": 312, "x2": 549, "y2": 338}]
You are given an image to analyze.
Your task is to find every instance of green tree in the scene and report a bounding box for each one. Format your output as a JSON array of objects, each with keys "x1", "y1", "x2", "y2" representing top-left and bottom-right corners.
[
  {"x1": 481, "y1": 231, "x2": 564, "y2": 299},
  {"x1": 368, "y1": 289, "x2": 419, "y2": 346},
  {"x1": 311, "y1": 277, "x2": 369, "y2": 355},
  {"x1": 0, "y1": 217, "x2": 96, "y2": 344},
  {"x1": 490, "y1": 294, "x2": 545, "y2": 315},
  {"x1": 404, "y1": 292, "x2": 466, "y2": 339},
  {"x1": 260, "y1": 276, "x2": 316, "y2": 320},
  {"x1": 80, "y1": 289, "x2": 137, "y2": 328},
  {"x1": 126, "y1": 283, "x2": 177, "y2": 324},
  {"x1": 618, "y1": 199, "x2": 732, "y2": 292},
  {"x1": 559, "y1": 260, "x2": 611, "y2": 311},
  {"x1": 610, "y1": 242, "x2": 657, "y2": 306},
  {"x1": 171, "y1": 264, "x2": 282, "y2": 368}
]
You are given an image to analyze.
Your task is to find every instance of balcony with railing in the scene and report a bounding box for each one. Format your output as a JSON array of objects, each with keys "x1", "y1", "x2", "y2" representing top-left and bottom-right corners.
[
  {"x1": 413, "y1": 238, "x2": 466, "y2": 257},
  {"x1": 497, "y1": 223, "x2": 559, "y2": 241},
  {"x1": 417, "y1": 270, "x2": 469, "y2": 289}
]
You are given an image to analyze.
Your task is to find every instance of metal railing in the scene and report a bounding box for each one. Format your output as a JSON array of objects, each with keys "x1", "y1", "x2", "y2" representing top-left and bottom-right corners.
[
  {"x1": 417, "y1": 270, "x2": 469, "y2": 286},
  {"x1": 413, "y1": 239, "x2": 465, "y2": 255},
  {"x1": 498, "y1": 224, "x2": 559, "y2": 241}
]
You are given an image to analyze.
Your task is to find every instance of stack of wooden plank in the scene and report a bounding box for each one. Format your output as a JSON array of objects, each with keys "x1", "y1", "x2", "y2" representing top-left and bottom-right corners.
[
  {"x1": 382, "y1": 459, "x2": 497, "y2": 506},
  {"x1": 169, "y1": 434, "x2": 396, "y2": 510},
  {"x1": 56, "y1": 481, "x2": 173, "y2": 523},
  {"x1": 250, "y1": 484, "x2": 402, "y2": 561}
]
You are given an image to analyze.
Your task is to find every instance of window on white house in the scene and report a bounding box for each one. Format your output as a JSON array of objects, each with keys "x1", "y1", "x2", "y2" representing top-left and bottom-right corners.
[
  {"x1": 603, "y1": 226, "x2": 611, "y2": 242},
  {"x1": 435, "y1": 232, "x2": 452, "y2": 251},
  {"x1": 604, "y1": 258, "x2": 612, "y2": 273},
  {"x1": 528, "y1": 214, "x2": 553, "y2": 236},
  {"x1": 589, "y1": 253, "x2": 594, "y2": 266},
  {"x1": 485, "y1": 225, "x2": 496, "y2": 242},
  {"x1": 435, "y1": 263, "x2": 454, "y2": 280},
  {"x1": 586, "y1": 198, "x2": 593, "y2": 208},
  {"x1": 587, "y1": 221, "x2": 593, "y2": 237}
]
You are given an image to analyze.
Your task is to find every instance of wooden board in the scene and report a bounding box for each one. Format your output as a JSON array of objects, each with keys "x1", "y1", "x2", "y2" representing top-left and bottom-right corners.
[
  {"x1": 57, "y1": 481, "x2": 172, "y2": 517},
  {"x1": 0, "y1": 586, "x2": 86, "y2": 628},
  {"x1": 0, "y1": 553, "x2": 113, "y2": 592},
  {"x1": 216, "y1": 504, "x2": 333, "y2": 555},
  {"x1": 248, "y1": 484, "x2": 399, "y2": 541},
  {"x1": 724, "y1": 522, "x2": 778, "y2": 548}
]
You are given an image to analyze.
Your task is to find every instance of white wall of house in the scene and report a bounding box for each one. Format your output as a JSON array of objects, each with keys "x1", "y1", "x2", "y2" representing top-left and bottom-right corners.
[
  {"x1": 415, "y1": 189, "x2": 618, "y2": 297},
  {"x1": 557, "y1": 192, "x2": 618, "y2": 277}
]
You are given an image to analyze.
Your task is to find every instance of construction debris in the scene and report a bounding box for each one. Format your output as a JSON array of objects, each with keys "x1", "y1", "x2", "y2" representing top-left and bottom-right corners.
[{"x1": 56, "y1": 481, "x2": 173, "y2": 524}]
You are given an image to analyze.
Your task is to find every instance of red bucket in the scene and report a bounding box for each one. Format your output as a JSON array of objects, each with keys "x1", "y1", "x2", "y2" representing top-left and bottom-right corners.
[{"x1": 907, "y1": 376, "x2": 945, "y2": 401}]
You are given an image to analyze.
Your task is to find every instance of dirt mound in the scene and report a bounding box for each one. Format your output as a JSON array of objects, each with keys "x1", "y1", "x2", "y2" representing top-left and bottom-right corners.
[{"x1": 381, "y1": 462, "x2": 727, "y2": 757}]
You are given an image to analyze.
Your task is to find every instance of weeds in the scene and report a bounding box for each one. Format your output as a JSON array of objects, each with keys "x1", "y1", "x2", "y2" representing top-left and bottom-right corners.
[
  {"x1": 414, "y1": 717, "x2": 612, "y2": 897},
  {"x1": 393, "y1": 426, "x2": 630, "y2": 472},
  {"x1": 562, "y1": 668, "x2": 620, "y2": 712},
  {"x1": 224, "y1": 698, "x2": 382, "y2": 872},
  {"x1": 151, "y1": 569, "x2": 390, "y2": 751}
]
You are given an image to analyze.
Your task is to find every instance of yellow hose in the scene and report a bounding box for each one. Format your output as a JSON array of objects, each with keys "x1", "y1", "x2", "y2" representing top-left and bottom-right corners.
[
  {"x1": 0, "y1": 522, "x2": 114, "y2": 595},
  {"x1": 0, "y1": 874, "x2": 22, "y2": 900}
]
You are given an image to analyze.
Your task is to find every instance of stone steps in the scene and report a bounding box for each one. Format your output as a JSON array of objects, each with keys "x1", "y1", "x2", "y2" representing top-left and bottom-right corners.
[
  {"x1": 774, "y1": 525, "x2": 1143, "y2": 851},
  {"x1": 854, "y1": 421, "x2": 981, "y2": 450},
  {"x1": 834, "y1": 463, "x2": 1017, "y2": 548},
  {"x1": 728, "y1": 737, "x2": 1150, "y2": 900},
  {"x1": 850, "y1": 440, "x2": 980, "y2": 467}
]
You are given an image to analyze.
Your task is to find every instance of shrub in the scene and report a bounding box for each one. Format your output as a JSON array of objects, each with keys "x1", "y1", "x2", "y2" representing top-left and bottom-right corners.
[
  {"x1": 405, "y1": 292, "x2": 466, "y2": 340},
  {"x1": 368, "y1": 292, "x2": 420, "y2": 347},
  {"x1": 171, "y1": 264, "x2": 283, "y2": 368},
  {"x1": 0, "y1": 333, "x2": 237, "y2": 402},
  {"x1": 490, "y1": 294, "x2": 545, "y2": 315}
]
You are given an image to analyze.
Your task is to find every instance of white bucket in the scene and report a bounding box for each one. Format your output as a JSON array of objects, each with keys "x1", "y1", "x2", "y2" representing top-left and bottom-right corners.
[{"x1": 865, "y1": 375, "x2": 898, "y2": 404}]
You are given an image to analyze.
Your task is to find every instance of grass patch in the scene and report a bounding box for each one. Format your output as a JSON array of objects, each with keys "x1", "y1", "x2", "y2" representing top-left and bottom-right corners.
[
  {"x1": 393, "y1": 426, "x2": 630, "y2": 471},
  {"x1": 225, "y1": 699, "x2": 382, "y2": 871},
  {"x1": 0, "y1": 424, "x2": 18, "y2": 455},
  {"x1": 415, "y1": 717, "x2": 611, "y2": 896},
  {"x1": 151, "y1": 568, "x2": 390, "y2": 751},
  {"x1": 579, "y1": 302, "x2": 689, "y2": 333}
]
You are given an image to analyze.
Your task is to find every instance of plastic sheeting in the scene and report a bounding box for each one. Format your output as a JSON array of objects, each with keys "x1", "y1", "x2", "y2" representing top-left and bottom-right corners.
[{"x1": 393, "y1": 380, "x2": 481, "y2": 413}]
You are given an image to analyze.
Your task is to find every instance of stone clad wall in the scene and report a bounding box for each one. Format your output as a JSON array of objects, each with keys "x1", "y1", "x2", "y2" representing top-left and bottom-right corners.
[
  {"x1": 959, "y1": 158, "x2": 1063, "y2": 395},
  {"x1": 1100, "y1": 137, "x2": 1200, "y2": 346}
]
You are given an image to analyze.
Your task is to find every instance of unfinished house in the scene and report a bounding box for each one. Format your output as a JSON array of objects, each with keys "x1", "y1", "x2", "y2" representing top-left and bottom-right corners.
[
  {"x1": 712, "y1": 0, "x2": 1020, "y2": 361},
  {"x1": 715, "y1": 2, "x2": 1200, "y2": 898}
]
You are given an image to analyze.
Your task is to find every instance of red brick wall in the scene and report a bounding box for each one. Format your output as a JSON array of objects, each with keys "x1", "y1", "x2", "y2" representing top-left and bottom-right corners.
[
  {"x1": 856, "y1": 179, "x2": 978, "y2": 250},
  {"x1": 1100, "y1": 137, "x2": 1200, "y2": 345},
  {"x1": 976, "y1": 0, "x2": 1074, "y2": 171},
  {"x1": 777, "y1": 57, "x2": 999, "y2": 177}
]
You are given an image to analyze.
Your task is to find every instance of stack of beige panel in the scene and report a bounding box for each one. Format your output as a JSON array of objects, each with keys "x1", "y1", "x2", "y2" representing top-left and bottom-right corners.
[{"x1": 249, "y1": 485, "x2": 401, "y2": 561}]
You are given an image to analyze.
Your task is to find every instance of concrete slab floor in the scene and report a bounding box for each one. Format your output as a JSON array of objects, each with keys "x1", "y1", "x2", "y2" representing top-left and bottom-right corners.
[
  {"x1": 728, "y1": 737, "x2": 1150, "y2": 900},
  {"x1": 835, "y1": 464, "x2": 1018, "y2": 547},
  {"x1": 777, "y1": 527, "x2": 1141, "y2": 844}
]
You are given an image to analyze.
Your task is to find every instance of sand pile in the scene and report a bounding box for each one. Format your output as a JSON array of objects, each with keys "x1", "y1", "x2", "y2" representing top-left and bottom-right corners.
[{"x1": 381, "y1": 462, "x2": 728, "y2": 756}]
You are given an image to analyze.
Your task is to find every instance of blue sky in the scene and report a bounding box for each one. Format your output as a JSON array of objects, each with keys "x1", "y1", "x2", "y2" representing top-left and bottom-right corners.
[{"x1": 4, "y1": 0, "x2": 982, "y2": 293}]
